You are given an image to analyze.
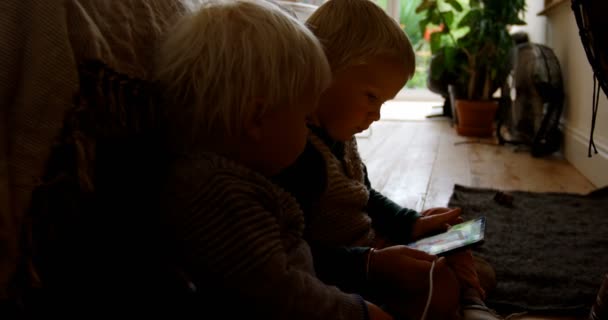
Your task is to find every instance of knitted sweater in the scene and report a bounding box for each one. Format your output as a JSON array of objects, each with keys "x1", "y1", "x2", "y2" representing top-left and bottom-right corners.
[
  {"x1": 274, "y1": 127, "x2": 421, "y2": 294},
  {"x1": 162, "y1": 152, "x2": 367, "y2": 320},
  {"x1": 306, "y1": 133, "x2": 375, "y2": 246}
]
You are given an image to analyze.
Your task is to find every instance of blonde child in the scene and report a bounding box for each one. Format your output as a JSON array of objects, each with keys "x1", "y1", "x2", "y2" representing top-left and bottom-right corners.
[
  {"x1": 155, "y1": 1, "x2": 393, "y2": 319},
  {"x1": 274, "y1": 0, "x2": 498, "y2": 319}
]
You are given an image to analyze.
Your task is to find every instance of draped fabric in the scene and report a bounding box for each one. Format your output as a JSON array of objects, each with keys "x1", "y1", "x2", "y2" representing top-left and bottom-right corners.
[{"x1": 0, "y1": 0, "x2": 186, "y2": 299}]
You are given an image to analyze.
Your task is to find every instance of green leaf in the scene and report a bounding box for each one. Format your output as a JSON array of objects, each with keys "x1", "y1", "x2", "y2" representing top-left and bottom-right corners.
[
  {"x1": 442, "y1": 11, "x2": 454, "y2": 27},
  {"x1": 511, "y1": 17, "x2": 527, "y2": 25},
  {"x1": 430, "y1": 31, "x2": 442, "y2": 53},
  {"x1": 469, "y1": 0, "x2": 480, "y2": 8},
  {"x1": 457, "y1": 9, "x2": 480, "y2": 28},
  {"x1": 415, "y1": 0, "x2": 437, "y2": 13},
  {"x1": 418, "y1": 18, "x2": 429, "y2": 36},
  {"x1": 445, "y1": 0, "x2": 463, "y2": 11},
  {"x1": 430, "y1": 10, "x2": 442, "y2": 25},
  {"x1": 443, "y1": 46, "x2": 459, "y2": 71},
  {"x1": 457, "y1": 33, "x2": 476, "y2": 52},
  {"x1": 442, "y1": 23, "x2": 451, "y2": 34}
]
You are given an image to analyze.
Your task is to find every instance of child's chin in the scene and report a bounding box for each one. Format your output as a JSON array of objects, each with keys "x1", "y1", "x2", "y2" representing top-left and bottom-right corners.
[
  {"x1": 353, "y1": 128, "x2": 367, "y2": 136},
  {"x1": 341, "y1": 136, "x2": 356, "y2": 142},
  {"x1": 328, "y1": 129, "x2": 355, "y2": 141}
]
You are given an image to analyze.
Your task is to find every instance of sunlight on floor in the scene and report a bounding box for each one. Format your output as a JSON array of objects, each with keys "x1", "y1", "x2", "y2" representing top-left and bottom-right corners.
[
  {"x1": 355, "y1": 98, "x2": 446, "y2": 139},
  {"x1": 380, "y1": 100, "x2": 444, "y2": 121}
]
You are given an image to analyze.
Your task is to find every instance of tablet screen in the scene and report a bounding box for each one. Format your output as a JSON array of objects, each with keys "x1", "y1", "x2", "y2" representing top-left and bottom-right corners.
[{"x1": 407, "y1": 217, "x2": 485, "y2": 256}]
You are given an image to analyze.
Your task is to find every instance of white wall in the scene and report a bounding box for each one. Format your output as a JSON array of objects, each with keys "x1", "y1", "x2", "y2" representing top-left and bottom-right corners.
[
  {"x1": 511, "y1": 0, "x2": 546, "y2": 44},
  {"x1": 543, "y1": 1, "x2": 608, "y2": 187}
]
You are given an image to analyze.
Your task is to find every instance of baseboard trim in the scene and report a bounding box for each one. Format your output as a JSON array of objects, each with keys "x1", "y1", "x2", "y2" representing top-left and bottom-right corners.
[{"x1": 562, "y1": 124, "x2": 608, "y2": 188}]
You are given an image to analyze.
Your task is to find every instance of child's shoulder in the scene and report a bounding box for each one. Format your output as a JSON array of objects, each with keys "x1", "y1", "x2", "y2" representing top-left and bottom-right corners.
[
  {"x1": 273, "y1": 141, "x2": 327, "y2": 208},
  {"x1": 170, "y1": 152, "x2": 274, "y2": 195},
  {"x1": 276, "y1": 141, "x2": 326, "y2": 182}
]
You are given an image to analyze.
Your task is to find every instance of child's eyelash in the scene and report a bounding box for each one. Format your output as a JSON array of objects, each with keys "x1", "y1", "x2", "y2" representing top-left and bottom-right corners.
[{"x1": 367, "y1": 93, "x2": 378, "y2": 101}]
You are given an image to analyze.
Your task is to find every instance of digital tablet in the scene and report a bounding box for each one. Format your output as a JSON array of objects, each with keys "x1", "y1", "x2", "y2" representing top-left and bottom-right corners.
[{"x1": 406, "y1": 217, "x2": 485, "y2": 256}]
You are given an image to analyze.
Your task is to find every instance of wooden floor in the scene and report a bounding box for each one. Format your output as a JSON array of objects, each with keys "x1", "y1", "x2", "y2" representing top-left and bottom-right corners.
[
  {"x1": 357, "y1": 118, "x2": 596, "y2": 212},
  {"x1": 357, "y1": 118, "x2": 595, "y2": 320}
]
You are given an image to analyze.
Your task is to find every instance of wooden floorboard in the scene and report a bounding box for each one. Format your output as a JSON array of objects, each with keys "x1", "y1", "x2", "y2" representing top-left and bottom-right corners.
[{"x1": 356, "y1": 118, "x2": 596, "y2": 211}]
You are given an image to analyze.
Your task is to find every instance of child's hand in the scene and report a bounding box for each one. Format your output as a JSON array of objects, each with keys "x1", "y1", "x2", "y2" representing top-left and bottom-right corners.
[
  {"x1": 365, "y1": 301, "x2": 394, "y2": 320},
  {"x1": 370, "y1": 245, "x2": 437, "y2": 291},
  {"x1": 445, "y1": 250, "x2": 486, "y2": 299},
  {"x1": 421, "y1": 206, "x2": 461, "y2": 217},
  {"x1": 381, "y1": 256, "x2": 461, "y2": 320},
  {"x1": 411, "y1": 207, "x2": 462, "y2": 240}
]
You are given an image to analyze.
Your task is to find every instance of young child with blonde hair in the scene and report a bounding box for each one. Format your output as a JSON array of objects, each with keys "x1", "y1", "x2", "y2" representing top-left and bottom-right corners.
[
  {"x1": 155, "y1": 1, "x2": 393, "y2": 319},
  {"x1": 274, "y1": 0, "x2": 498, "y2": 319}
]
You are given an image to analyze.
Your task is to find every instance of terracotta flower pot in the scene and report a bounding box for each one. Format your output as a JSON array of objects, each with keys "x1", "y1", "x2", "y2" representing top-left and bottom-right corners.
[{"x1": 455, "y1": 99, "x2": 499, "y2": 137}]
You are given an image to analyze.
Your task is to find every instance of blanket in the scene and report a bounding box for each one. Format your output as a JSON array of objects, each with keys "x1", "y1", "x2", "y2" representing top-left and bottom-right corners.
[
  {"x1": 0, "y1": 0, "x2": 185, "y2": 299},
  {"x1": 448, "y1": 184, "x2": 608, "y2": 315}
]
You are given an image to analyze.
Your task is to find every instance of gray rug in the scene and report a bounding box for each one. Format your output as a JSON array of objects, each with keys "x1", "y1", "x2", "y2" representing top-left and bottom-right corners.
[{"x1": 448, "y1": 184, "x2": 608, "y2": 315}]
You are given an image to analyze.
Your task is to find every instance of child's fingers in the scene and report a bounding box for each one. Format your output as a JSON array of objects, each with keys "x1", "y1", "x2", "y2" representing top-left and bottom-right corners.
[
  {"x1": 421, "y1": 207, "x2": 458, "y2": 216},
  {"x1": 435, "y1": 256, "x2": 447, "y2": 268},
  {"x1": 396, "y1": 245, "x2": 437, "y2": 262},
  {"x1": 433, "y1": 208, "x2": 461, "y2": 225},
  {"x1": 443, "y1": 208, "x2": 462, "y2": 218}
]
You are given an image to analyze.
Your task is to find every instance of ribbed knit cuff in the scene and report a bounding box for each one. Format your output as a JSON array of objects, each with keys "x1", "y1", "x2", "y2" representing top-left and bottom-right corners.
[{"x1": 355, "y1": 294, "x2": 370, "y2": 320}]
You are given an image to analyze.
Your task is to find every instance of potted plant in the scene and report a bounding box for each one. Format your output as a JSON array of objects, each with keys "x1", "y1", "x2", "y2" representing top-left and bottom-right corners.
[{"x1": 417, "y1": 0, "x2": 526, "y2": 136}]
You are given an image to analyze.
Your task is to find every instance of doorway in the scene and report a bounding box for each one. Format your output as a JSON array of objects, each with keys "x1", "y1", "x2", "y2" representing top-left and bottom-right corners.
[{"x1": 374, "y1": 0, "x2": 444, "y2": 120}]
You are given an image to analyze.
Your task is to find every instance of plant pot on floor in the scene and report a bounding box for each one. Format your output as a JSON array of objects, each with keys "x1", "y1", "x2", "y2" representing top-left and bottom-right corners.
[{"x1": 455, "y1": 99, "x2": 499, "y2": 137}]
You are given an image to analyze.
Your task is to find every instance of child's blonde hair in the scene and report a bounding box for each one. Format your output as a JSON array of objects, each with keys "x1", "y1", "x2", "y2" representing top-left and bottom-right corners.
[
  {"x1": 306, "y1": 0, "x2": 415, "y2": 76},
  {"x1": 156, "y1": 0, "x2": 331, "y2": 142}
]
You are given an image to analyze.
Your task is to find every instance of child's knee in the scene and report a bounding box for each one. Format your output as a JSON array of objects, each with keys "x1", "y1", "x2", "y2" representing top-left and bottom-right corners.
[
  {"x1": 385, "y1": 265, "x2": 461, "y2": 320},
  {"x1": 427, "y1": 266, "x2": 461, "y2": 319},
  {"x1": 473, "y1": 256, "x2": 496, "y2": 295}
]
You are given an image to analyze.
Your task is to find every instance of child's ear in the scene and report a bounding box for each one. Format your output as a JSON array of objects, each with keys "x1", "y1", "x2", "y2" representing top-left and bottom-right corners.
[
  {"x1": 244, "y1": 99, "x2": 266, "y2": 142},
  {"x1": 306, "y1": 113, "x2": 320, "y2": 126}
]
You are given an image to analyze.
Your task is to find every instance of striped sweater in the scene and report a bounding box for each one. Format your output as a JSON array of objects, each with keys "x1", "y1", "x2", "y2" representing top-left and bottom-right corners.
[
  {"x1": 274, "y1": 127, "x2": 421, "y2": 294},
  {"x1": 162, "y1": 152, "x2": 367, "y2": 320},
  {"x1": 307, "y1": 134, "x2": 374, "y2": 247},
  {"x1": 303, "y1": 128, "x2": 421, "y2": 247}
]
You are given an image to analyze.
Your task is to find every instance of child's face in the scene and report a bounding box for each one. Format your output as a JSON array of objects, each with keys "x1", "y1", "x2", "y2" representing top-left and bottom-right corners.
[
  {"x1": 251, "y1": 102, "x2": 312, "y2": 176},
  {"x1": 314, "y1": 56, "x2": 409, "y2": 141}
]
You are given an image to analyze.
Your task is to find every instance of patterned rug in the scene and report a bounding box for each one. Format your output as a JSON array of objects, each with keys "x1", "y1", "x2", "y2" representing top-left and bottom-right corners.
[{"x1": 448, "y1": 184, "x2": 608, "y2": 315}]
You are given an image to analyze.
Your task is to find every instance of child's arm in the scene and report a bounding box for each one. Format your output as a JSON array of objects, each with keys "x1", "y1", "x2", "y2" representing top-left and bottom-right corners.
[
  {"x1": 363, "y1": 165, "x2": 420, "y2": 243},
  {"x1": 367, "y1": 188, "x2": 420, "y2": 242},
  {"x1": 310, "y1": 245, "x2": 370, "y2": 293},
  {"x1": 363, "y1": 166, "x2": 461, "y2": 243},
  {"x1": 374, "y1": 252, "x2": 462, "y2": 318},
  {"x1": 171, "y1": 173, "x2": 371, "y2": 320},
  {"x1": 369, "y1": 245, "x2": 438, "y2": 289},
  {"x1": 410, "y1": 207, "x2": 462, "y2": 240},
  {"x1": 315, "y1": 243, "x2": 462, "y2": 318},
  {"x1": 311, "y1": 244, "x2": 451, "y2": 298}
]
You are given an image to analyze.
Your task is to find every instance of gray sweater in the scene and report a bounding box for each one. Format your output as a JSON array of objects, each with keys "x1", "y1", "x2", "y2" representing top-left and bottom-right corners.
[{"x1": 162, "y1": 152, "x2": 366, "y2": 319}]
